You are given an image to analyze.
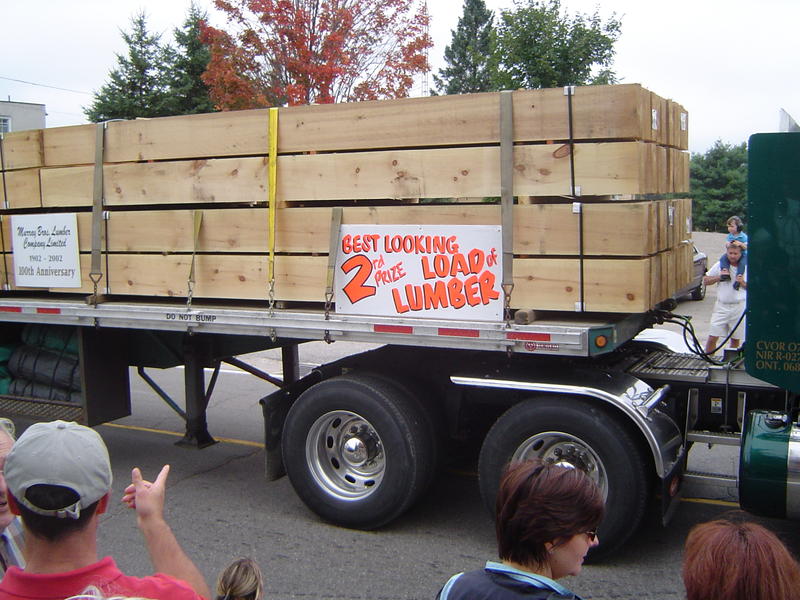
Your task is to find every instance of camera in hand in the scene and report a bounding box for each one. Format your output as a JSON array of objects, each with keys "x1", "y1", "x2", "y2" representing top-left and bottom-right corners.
[{"x1": 720, "y1": 273, "x2": 731, "y2": 281}]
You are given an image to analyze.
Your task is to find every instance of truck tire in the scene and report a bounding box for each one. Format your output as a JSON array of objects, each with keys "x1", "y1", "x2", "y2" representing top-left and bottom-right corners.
[
  {"x1": 478, "y1": 396, "x2": 650, "y2": 561},
  {"x1": 282, "y1": 373, "x2": 434, "y2": 529}
]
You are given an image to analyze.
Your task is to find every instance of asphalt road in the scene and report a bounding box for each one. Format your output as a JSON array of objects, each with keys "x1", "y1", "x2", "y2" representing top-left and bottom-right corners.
[{"x1": 15, "y1": 230, "x2": 783, "y2": 600}]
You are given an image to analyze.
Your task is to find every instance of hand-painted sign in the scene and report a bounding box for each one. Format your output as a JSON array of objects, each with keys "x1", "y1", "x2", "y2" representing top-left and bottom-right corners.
[{"x1": 336, "y1": 225, "x2": 503, "y2": 321}]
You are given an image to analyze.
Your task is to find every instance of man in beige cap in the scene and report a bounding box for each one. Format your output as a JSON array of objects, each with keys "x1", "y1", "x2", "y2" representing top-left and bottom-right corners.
[
  {"x1": 0, "y1": 420, "x2": 210, "y2": 600},
  {"x1": 0, "y1": 418, "x2": 24, "y2": 577}
]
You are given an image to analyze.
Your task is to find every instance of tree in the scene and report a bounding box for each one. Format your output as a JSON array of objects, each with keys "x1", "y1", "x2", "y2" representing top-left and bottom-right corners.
[
  {"x1": 691, "y1": 140, "x2": 748, "y2": 232},
  {"x1": 199, "y1": 0, "x2": 433, "y2": 109},
  {"x1": 85, "y1": 12, "x2": 173, "y2": 121},
  {"x1": 492, "y1": 0, "x2": 621, "y2": 90},
  {"x1": 165, "y1": 3, "x2": 216, "y2": 115},
  {"x1": 434, "y1": 0, "x2": 495, "y2": 95}
]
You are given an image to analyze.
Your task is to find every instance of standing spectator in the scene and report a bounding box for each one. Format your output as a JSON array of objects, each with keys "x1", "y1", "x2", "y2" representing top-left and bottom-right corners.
[
  {"x1": 436, "y1": 459, "x2": 603, "y2": 599},
  {"x1": 0, "y1": 418, "x2": 24, "y2": 576},
  {"x1": 215, "y1": 558, "x2": 263, "y2": 600},
  {"x1": 704, "y1": 243, "x2": 748, "y2": 355},
  {"x1": 0, "y1": 420, "x2": 210, "y2": 600},
  {"x1": 683, "y1": 519, "x2": 800, "y2": 600},
  {"x1": 718, "y1": 216, "x2": 748, "y2": 290}
]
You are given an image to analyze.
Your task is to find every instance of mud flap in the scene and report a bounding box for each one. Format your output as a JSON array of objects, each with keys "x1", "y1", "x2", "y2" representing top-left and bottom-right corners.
[{"x1": 661, "y1": 448, "x2": 686, "y2": 525}]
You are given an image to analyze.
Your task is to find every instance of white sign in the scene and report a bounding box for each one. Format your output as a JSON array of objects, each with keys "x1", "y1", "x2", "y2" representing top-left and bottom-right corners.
[
  {"x1": 335, "y1": 225, "x2": 503, "y2": 321},
  {"x1": 11, "y1": 214, "x2": 82, "y2": 288}
]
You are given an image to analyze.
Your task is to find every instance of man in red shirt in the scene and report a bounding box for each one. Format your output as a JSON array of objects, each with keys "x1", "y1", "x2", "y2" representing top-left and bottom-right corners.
[{"x1": 0, "y1": 420, "x2": 210, "y2": 600}]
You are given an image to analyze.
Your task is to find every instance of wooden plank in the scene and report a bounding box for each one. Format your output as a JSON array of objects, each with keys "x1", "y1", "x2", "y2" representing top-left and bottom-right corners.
[
  {"x1": 25, "y1": 85, "x2": 680, "y2": 167},
  {"x1": 42, "y1": 125, "x2": 95, "y2": 168},
  {"x1": 105, "y1": 254, "x2": 325, "y2": 301},
  {"x1": 1, "y1": 129, "x2": 43, "y2": 170},
  {"x1": 40, "y1": 165, "x2": 93, "y2": 207},
  {"x1": 2, "y1": 202, "x2": 663, "y2": 257},
  {"x1": 0, "y1": 248, "x2": 683, "y2": 313},
  {"x1": 511, "y1": 257, "x2": 653, "y2": 313},
  {"x1": 0, "y1": 168, "x2": 41, "y2": 209},
  {"x1": 39, "y1": 141, "x2": 662, "y2": 207}
]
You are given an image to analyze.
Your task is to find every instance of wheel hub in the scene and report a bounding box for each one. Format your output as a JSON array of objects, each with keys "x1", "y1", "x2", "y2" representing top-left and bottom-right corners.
[
  {"x1": 305, "y1": 410, "x2": 386, "y2": 500},
  {"x1": 512, "y1": 431, "x2": 608, "y2": 500},
  {"x1": 342, "y1": 427, "x2": 380, "y2": 467}
]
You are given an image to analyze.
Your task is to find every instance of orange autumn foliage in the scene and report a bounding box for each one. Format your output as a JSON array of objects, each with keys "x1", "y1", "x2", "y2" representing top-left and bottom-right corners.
[{"x1": 200, "y1": 0, "x2": 432, "y2": 109}]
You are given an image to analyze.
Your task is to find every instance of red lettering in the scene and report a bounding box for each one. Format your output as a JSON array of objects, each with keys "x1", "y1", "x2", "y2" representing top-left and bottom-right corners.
[
  {"x1": 468, "y1": 248, "x2": 485, "y2": 273},
  {"x1": 479, "y1": 270, "x2": 500, "y2": 304},
  {"x1": 391, "y1": 287, "x2": 409, "y2": 314},
  {"x1": 447, "y1": 278, "x2": 466, "y2": 309},
  {"x1": 449, "y1": 253, "x2": 470, "y2": 276},
  {"x1": 421, "y1": 256, "x2": 436, "y2": 279},
  {"x1": 423, "y1": 281, "x2": 449, "y2": 309},
  {"x1": 434, "y1": 255, "x2": 449, "y2": 277},
  {"x1": 464, "y1": 275, "x2": 481, "y2": 306},
  {"x1": 340, "y1": 255, "x2": 376, "y2": 303},
  {"x1": 405, "y1": 284, "x2": 423, "y2": 311}
]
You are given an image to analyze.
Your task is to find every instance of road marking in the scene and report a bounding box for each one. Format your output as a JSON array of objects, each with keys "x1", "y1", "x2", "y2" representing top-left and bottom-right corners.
[
  {"x1": 680, "y1": 496, "x2": 739, "y2": 508},
  {"x1": 101, "y1": 422, "x2": 265, "y2": 448}
]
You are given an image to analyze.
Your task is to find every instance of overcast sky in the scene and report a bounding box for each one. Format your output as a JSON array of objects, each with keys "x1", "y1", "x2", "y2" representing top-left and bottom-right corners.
[{"x1": 2, "y1": 0, "x2": 798, "y2": 154}]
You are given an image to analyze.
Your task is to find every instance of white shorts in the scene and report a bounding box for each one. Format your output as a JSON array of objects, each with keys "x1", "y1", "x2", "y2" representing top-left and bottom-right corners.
[{"x1": 709, "y1": 301, "x2": 746, "y2": 339}]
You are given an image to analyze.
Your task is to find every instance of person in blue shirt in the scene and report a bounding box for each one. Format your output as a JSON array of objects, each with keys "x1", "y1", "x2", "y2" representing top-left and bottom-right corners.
[
  {"x1": 719, "y1": 216, "x2": 748, "y2": 290},
  {"x1": 436, "y1": 460, "x2": 603, "y2": 599}
]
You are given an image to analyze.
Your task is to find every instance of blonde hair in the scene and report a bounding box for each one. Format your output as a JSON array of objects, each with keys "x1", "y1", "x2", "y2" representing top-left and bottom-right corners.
[
  {"x1": 64, "y1": 585, "x2": 153, "y2": 600},
  {"x1": 216, "y1": 557, "x2": 264, "y2": 600}
]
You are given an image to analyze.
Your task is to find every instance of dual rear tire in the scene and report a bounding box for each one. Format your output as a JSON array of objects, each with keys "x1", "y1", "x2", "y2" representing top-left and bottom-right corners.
[
  {"x1": 283, "y1": 376, "x2": 650, "y2": 560},
  {"x1": 477, "y1": 397, "x2": 651, "y2": 560}
]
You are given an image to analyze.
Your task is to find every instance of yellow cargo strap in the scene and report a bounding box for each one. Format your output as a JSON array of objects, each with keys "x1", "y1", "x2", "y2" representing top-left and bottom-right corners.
[
  {"x1": 186, "y1": 209, "x2": 203, "y2": 309},
  {"x1": 267, "y1": 107, "x2": 279, "y2": 316}
]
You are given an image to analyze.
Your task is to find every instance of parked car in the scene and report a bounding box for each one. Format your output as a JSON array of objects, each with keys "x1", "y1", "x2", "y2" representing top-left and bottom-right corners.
[{"x1": 675, "y1": 244, "x2": 708, "y2": 301}]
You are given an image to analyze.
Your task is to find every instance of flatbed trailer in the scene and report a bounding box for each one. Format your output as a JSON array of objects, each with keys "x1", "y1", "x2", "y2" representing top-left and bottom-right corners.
[{"x1": 0, "y1": 106, "x2": 797, "y2": 560}]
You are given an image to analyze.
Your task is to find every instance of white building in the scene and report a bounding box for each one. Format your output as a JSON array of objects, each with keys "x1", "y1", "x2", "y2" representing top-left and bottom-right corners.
[{"x1": 0, "y1": 100, "x2": 46, "y2": 133}]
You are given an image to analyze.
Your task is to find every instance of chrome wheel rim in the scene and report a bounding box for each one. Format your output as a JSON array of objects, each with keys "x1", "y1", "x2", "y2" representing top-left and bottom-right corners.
[
  {"x1": 512, "y1": 431, "x2": 609, "y2": 501},
  {"x1": 305, "y1": 410, "x2": 385, "y2": 501}
]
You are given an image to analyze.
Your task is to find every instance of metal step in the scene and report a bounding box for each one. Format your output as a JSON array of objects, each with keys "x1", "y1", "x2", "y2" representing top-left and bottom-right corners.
[
  {"x1": 683, "y1": 470, "x2": 739, "y2": 503},
  {"x1": 684, "y1": 470, "x2": 738, "y2": 486},
  {"x1": 628, "y1": 350, "x2": 710, "y2": 383},
  {"x1": 686, "y1": 430, "x2": 741, "y2": 446}
]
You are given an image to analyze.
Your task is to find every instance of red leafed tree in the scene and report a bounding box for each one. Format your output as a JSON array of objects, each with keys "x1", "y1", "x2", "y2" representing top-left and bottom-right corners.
[{"x1": 200, "y1": 0, "x2": 432, "y2": 109}]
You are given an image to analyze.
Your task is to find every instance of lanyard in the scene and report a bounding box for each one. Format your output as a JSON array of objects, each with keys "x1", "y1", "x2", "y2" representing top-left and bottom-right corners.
[{"x1": 484, "y1": 561, "x2": 578, "y2": 598}]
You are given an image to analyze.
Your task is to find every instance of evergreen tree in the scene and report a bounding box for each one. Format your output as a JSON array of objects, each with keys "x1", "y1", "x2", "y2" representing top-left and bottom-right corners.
[
  {"x1": 165, "y1": 3, "x2": 215, "y2": 114},
  {"x1": 493, "y1": 0, "x2": 621, "y2": 90},
  {"x1": 691, "y1": 140, "x2": 748, "y2": 231},
  {"x1": 434, "y1": 0, "x2": 495, "y2": 95},
  {"x1": 84, "y1": 12, "x2": 173, "y2": 121}
]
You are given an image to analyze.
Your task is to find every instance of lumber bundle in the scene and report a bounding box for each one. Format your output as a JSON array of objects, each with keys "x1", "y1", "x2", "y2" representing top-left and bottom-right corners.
[{"x1": 0, "y1": 84, "x2": 693, "y2": 315}]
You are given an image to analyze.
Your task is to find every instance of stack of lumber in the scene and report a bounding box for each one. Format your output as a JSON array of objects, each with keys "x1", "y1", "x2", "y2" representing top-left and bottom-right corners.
[{"x1": 0, "y1": 83, "x2": 692, "y2": 314}]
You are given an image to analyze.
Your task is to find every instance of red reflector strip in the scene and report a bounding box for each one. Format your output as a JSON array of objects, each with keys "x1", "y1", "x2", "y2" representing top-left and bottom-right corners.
[
  {"x1": 36, "y1": 308, "x2": 62, "y2": 314},
  {"x1": 374, "y1": 324, "x2": 413, "y2": 334},
  {"x1": 438, "y1": 328, "x2": 480, "y2": 338},
  {"x1": 506, "y1": 332, "x2": 551, "y2": 342},
  {"x1": 0, "y1": 307, "x2": 21, "y2": 313}
]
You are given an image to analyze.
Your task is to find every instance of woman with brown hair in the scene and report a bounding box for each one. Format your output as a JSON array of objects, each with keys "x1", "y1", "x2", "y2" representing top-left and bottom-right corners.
[
  {"x1": 436, "y1": 459, "x2": 604, "y2": 599},
  {"x1": 683, "y1": 519, "x2": 800, "y2": 600}
]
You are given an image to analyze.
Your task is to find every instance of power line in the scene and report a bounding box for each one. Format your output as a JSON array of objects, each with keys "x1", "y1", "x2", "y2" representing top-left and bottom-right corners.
[{"x1": 0, "y1": 76, "x2": 91, "y2": 95}]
